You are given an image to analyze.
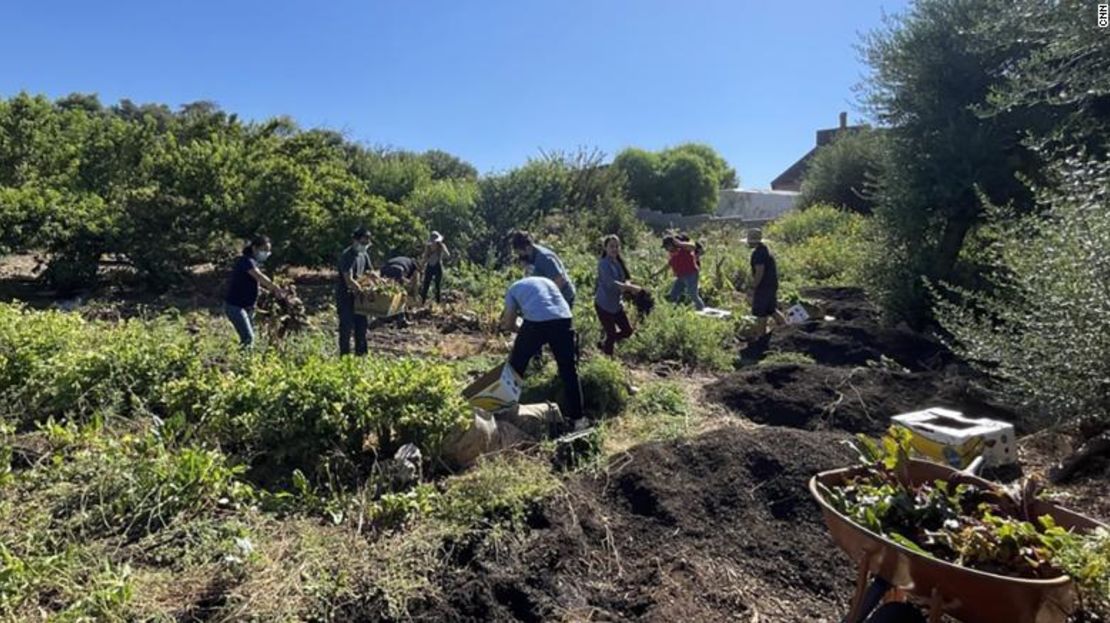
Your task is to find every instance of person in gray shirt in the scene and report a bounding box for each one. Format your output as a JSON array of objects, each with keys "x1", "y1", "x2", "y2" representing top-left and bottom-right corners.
[
  {"x1": 594, "y1": 234, "x2": 643, "y2": 356},
  {"x1": 336, "y1": 226, "x2": 376, "y2": 356},
  {"x1": 509, "y1": 230, "x2": 576, "y2": 307}
]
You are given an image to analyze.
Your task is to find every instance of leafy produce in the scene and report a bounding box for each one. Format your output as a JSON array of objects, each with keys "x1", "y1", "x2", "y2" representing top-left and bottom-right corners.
[{"x1": 820, "y1": 428, "x2": 1109, "y2": 617}]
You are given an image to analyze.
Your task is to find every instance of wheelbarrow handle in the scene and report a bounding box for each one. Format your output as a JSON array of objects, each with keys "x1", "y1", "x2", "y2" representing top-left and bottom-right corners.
[{"x1": 842, "y1": 576, "x2": 891, "y2": 623}]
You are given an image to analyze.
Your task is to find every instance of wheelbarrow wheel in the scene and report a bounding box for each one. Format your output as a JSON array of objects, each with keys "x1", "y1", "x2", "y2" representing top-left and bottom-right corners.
[{"x1": 864, "y1": 603, "x2": 927, "y2": 623}]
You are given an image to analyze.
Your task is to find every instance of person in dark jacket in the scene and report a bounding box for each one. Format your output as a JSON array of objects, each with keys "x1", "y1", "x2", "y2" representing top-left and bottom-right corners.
[
  {"x1": 336, "y1": 226, "x2": 377, "y2": 356},
  {"x1": 747, "y1": 228, "x2": 786, "y2": 336},
  {"x1": 381, "y1": 255, "x2": 419, "y2": 290},
  {"x1": 224, "y1": 235, "x2": 286, "y2": 348}
]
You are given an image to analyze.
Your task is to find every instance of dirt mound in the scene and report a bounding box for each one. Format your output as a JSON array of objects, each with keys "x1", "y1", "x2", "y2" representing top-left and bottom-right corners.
[
  {"x1": 388, "y1": 428, "x2": 857, "y2": 622},
  {"x1": 707, "y1": 363, "x2": 1020, "y2": 435},
  {"x1": 800, "y1": 286, "x2": 880, "y2": 323}
]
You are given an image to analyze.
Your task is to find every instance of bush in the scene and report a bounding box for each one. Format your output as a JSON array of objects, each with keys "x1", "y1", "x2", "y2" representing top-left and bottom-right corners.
[
  {"x1": 623, "y1": 303, "x2": 738, "y2": 371},
  {"x1": 766, "y1": 204, "x2": 868, "y2": 287},
  {"x1": 521, "y1": 356, "x2": 629, "y2": 420},
  {"x1": 934, "y1": 156, "x2": 1110, "y2": 440},
  {"x1": 404, "y1": 179, "x2": 482, "y2": 257}
]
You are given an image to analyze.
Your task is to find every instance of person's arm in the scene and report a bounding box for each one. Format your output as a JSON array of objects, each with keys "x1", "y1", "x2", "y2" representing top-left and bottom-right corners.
[
  {"x1": 752, "y1": 264, "x2": 765, "y2": 291},
  {"x1": 673, "y1": 239, "x2": 696, "y2": 251},
  {"x1": 247, "y1": 266, "x2": 283, "y2": 295},
  {"x1": 499, "y1": 305, "x2": 520, "y2": 333},
  {"x1": 440, "y1": 243, "x2": 450, "y2": 259}
]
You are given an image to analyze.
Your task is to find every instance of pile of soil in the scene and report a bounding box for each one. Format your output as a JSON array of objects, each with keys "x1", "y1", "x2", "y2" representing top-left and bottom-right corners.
[
  {"x1": 707, "y1": 363, "x2": 1020, "y2": 436},
  {"x1": 384, "y1": 427, "x2": 858, "y2": 622},
  {"x1": 744, "y1": 286, "x2": 952, "y2": 372}
]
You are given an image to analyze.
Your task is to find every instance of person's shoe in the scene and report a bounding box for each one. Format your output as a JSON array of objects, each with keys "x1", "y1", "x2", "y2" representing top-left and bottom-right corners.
[{"x1": 572, "y1": 418, "x2": 592, "y2": 432}]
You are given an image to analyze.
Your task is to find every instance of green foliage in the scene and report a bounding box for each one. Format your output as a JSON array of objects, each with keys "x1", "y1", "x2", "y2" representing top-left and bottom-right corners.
[
  {"x1": 617, "y1": 382, "x2": 692, "y2": 443},
  {"x1": 766, "y1": 204, "x2": 869, "y2": 287},
  {"x1": 827, "y1": 427, "x2": 1109, "y2": 617},
  {"x1": 933, "y1": 157, "x2": 1110, "y2": 433},
  {"x1": 799, "y1": 128, "x2": 886, "y2": 214},
  {"x1": 612, "y1": 143, "x2": 737, "y2": 216},
  {"x1": 521, "y1": 356, "x2": 630, "y2": 420},
  {"x1": 419, "y1": 149, "x2": 478, "y2": 181},
  {"x1": 623, "y1": 303, "x2": 738, "y2": 371},
  {"x1": 404, "y1": 179, "x2": 482, "y2": 256},
  {"x1": 0, "y1": 94, "x2": 465, "y2": 288},
  {"x1": 860, "y1": 0, "x2": 1044, "y2": 326},
  {"x1": 432, "y1": 455, "x2": 560, "y2": 528}
]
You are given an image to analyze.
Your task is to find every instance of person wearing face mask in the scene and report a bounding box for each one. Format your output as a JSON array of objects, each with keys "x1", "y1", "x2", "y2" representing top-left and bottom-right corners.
[
  {"x1": 508, "y1": 230, "x2": 576, "y2": 308},
  {"x1": 224, "y1": 234, "x2": 286, "y2": 348},
  {"x1": 336, "y1": 226, "x2": 376, "y2": 356}
]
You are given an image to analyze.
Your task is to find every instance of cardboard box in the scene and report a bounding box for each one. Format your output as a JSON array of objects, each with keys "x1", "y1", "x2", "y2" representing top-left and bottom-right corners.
[
  {"x1": 354, "y1": 289, "x2": 406, "y2": 317},
  {"x1": 462, "y1": 363, "x2": 523, "y2": 411},
  {"x1": 892, "y1": 407, "x2": 1016, "y2": 469},
  {"x1": 785, "y1": 304, "x2": 810, "y2": 325}
]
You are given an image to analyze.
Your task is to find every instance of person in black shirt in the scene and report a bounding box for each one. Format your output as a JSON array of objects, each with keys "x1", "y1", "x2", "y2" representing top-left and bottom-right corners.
[
  {"x1": 337, "y1": 226, "x2": 376, "y2": 356},
  {"x1": 224, "y1": 235, "x2": 286, "y2": 348},
  {"x1": 747, "y1": 228, "x2": 786, "y2": 336},
  {"x1": 380, "y1": 256, "x2": 419, "y2": 290}
]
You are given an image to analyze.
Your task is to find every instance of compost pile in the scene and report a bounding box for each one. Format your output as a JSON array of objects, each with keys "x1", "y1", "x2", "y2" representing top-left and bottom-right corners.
[
  {"x1": 374, "y1": 427, "x2": 859, "y2": 622},
  {"x1": 820, "y1": 428, "x2": 1110, "y2": 617}
]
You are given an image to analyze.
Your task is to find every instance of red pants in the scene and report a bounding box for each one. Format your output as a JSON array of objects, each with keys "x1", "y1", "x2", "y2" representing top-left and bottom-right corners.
[{"x1": 595, "y1": 303, "x2": 633, "y2": 355}]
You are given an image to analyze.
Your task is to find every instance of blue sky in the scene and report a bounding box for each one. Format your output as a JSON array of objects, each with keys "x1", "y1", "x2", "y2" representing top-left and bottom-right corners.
[{"x1": 0, "y1": 0, "x2": 909, "y2": 188}]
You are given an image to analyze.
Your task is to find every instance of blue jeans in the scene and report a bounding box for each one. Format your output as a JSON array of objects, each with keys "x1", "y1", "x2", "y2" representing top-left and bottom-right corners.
[
  {"x1": 337, "y1": 294, "x2": 369, "y2": 356},
  {"x1": 225, "y1": 303, "x2": 255, "y2": 348},
  {"x1": 668, "y1": 272, "x2": 706, "y2": 310}
]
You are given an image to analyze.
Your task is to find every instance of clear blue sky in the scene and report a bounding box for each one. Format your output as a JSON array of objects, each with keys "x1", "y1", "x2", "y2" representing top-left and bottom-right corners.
[{"x1": 0, "y1": 0, "x2": 909, "y2": 188}]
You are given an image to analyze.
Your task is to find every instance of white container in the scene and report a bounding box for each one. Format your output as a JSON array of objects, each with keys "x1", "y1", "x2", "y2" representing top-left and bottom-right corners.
[
  {"x1": 462, "y1": 363, "x2": 523, "y2": 411},
  {"x1": 696, "y1": 307, "x2": 733, "y2": 319},
  {"x1": 785, "y1": 304, "x2": 810, "y2": 325},
  {"x1": 892, "y1": 407, "x2": 1017, "y2": 469}
]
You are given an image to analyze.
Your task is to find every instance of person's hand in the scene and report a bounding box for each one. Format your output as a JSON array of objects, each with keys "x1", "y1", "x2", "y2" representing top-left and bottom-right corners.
[{"x1": 350, "y1": 281, "x2": 364, "y2": 293}]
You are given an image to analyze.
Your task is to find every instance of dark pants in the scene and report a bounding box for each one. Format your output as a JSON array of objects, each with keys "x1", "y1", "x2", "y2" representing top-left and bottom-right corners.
[
  {"x1": 509, "y1": 318, "x2": 583, "y2": 421},
  {"x1": 595, "y1": 303, "x2": 633, "y2": 356},
  {"x1": 337, "y1": 294, "x2": 368, "y2": 356},
  {"x1": 421, "y1": 263, "x2": 443, "y2": 303}
]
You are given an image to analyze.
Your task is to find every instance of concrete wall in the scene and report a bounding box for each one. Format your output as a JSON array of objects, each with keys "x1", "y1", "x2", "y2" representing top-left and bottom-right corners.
[{"x1": 635, "y1": 188, "x2": 798, "y2": 230}]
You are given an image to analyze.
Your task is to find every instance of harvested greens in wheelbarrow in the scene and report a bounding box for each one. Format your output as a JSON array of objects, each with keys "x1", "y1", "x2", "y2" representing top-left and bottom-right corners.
[{"x1": 817, "y1": 427, "x2": 1110, "y2": 620}]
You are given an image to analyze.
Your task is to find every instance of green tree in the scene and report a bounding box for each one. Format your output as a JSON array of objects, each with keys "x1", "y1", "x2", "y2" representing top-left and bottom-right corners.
[
  {"x1": 611, "y1": 148, "x2": 661, "y2": 211},
  {"x1": 420, "y1": 149, "x2": 478, "y2": 181},
  {"x1": 657, "y1": 150, "x2": 719, "y2": 216},
  {"x1": 661, "y1": 143, "x2": 738, "y2": 189},
  {"x1": 860, "y1": 0, "x2": 1044, "y2": 325},
  {"x1": 404, "y1": 179, "x2": 482, "y2": 256},
  {"x1": 934, "y1": 156, "x2": 1110, "y2": 482},
  {"x1": 799, "y1": 128, "x2": 886, "y2": 214}
]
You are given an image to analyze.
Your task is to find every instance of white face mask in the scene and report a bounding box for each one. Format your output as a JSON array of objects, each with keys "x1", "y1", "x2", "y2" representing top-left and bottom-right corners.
[{"x1": 255, "y1": 250, "x2": 271, "y2": 262}]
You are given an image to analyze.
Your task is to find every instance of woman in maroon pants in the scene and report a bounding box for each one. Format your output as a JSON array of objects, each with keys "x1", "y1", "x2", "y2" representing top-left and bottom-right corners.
[{"x1": 594, "y1": 235, "x2": 643, "y2": 356}]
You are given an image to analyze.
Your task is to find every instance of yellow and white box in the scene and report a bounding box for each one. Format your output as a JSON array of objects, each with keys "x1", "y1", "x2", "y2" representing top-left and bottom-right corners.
[
  {"x1": 892, "y1": 407, "x2": 1016, "y2": 469},
  {"x1": 462, "y1": 363, "x2": 523, "y2": 411}
]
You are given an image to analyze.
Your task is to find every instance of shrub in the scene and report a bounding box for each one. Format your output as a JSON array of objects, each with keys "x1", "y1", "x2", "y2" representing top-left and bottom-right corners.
[
  {"x1": 933, "y1": 156, "x2": 1110, "y2": 480},
  {"x1": 623, "y1": 302, "x2": 738, "y2": 371},
  {"x1": 766, "y1": 204, "x2": 868, "y2": 287},
  {"x1": 404, "y1": 179, "x2": 482, "y2": 256},
  {"x1": 759, "y1": 352, "x2": 817, "y2": 366},
  {"x1": 521, "y1": 356, "x2": 629, "y2": 420}
]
